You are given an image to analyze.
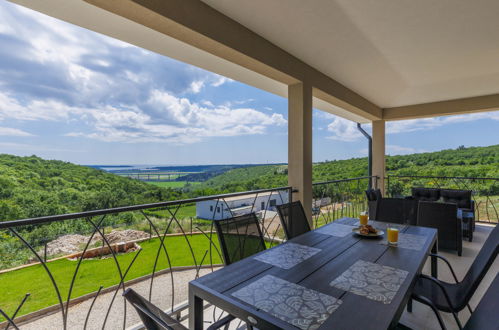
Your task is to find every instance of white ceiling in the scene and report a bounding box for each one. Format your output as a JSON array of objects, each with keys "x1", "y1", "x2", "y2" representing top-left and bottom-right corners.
[{"x1": 202, "y1": 0, "x2": 499, "y2": 108}]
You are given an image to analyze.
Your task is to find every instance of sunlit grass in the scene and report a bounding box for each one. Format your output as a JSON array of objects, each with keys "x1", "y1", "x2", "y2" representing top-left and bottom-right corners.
[{"x1": 0, "y1": 234, "x2": 222, "y2": 321}]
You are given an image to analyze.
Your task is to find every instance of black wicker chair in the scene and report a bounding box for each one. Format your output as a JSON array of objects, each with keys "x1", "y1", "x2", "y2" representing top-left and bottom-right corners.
[
  {"x1": 276, "y1": 201, "x2": 311, "y2": 239},
  {"x1": 212, "y1": 213, "x2": 266, "y2": 330},
  {"x1": 403, "y1": 199, "x2": 419, "y2": 226},
  {"x1": 463, "y1": 272, "x2": 499, "y2": 330},
  {"x1": 123, "y1": 289, "x2": 236, "y2": 330},
  {"x1": 417, "y1": 201, "x2": 462, "y2": 256},
  {"x1": 373, "y1": 198, "x2": 406, "y2": 224},
  {"x1": 412, "y1": 187, "x2": 441, "y2": 201},
  {"x1": 365, "y1": 188, "x2": 382, "y2": 201},
  {"x1": 123, "y1": 288, "x2": 186, "y2": 330},
  {"x1": 411, "y1": 224, "x2": 499, "y2": 329},
  {"x1": 214, "y1": 212, "x2": 266, "y2": 265},
  {"x1": 366, "y1": 189, "x2": 383, "y2": 220},
  {"x1": 441, "y1": 189, "x2": 476, "y2": 239}
]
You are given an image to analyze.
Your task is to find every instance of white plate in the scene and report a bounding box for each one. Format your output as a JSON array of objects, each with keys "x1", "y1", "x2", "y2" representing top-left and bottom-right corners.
[{"x1": 352, "y1": 227, "x2": 384, "y2": 237}]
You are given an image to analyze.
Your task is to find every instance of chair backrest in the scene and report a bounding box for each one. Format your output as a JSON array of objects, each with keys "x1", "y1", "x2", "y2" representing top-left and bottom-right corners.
[
  {"x1": 417, "y1": 201, "x2": 461, "y2": 252},
  {"x1": 458, "y1": 224, "x2": 499, "y2": 310},
  {"x1": 365, "y1": 189, "x2": 382, "y2": 201},
  {"x1": 403, "y1": 199, "x2": 419, "y2": 226},
  {"x1": 441, "y1": 189, "x2": 472, "y2": 210},
  {"x1": 214, "y1": 213, "x2": 266, "y2": 265},
  {"x1": 276, "y1": 201, "x2": 311, "y2": 239},
  {"x1": 368, "y1": 200, "x2": 378, "y2": 220},
  {"x1": 412, "y1": 187, "x2": 441, "y2": 201},
  {"x1": 463, "y1": 272, "x2": 499, "y2": 330},
  {"x1": 374, "y1": 198, "x2": 406, "y2": 224},
  {"x1": 123, "y1": 288, "x2": 186, "y2": 330}
]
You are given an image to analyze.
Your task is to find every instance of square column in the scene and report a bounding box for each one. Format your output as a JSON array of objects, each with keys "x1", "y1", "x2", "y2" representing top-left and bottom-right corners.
[
  {"x1": 288, "y1": 82, "x2": 313, "y2": 224},
  {"x1": 372, "y1": 120, "x2": 386, "y2": 195}
]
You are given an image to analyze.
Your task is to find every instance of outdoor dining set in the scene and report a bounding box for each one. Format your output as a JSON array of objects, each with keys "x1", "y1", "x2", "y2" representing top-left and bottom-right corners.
[{"x1": 122, "y1": 188, "x2": 498, "y2": 330}]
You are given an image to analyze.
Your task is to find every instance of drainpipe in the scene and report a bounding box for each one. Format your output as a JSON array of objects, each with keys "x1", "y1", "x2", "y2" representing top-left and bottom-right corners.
[{"x1": 357, "y1": 123, "x2": 372, "y2": 189}]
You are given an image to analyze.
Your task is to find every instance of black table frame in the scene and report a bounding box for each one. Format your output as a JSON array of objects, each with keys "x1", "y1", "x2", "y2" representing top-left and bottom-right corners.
[{"x1": 189, "y1": 218, "x2": 438, "y2": 330}]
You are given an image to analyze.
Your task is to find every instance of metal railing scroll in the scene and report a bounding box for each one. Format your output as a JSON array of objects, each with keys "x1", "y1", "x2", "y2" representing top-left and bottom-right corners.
[{"x1": 0, "y1": 186, "x2": 291, "y2": 329}]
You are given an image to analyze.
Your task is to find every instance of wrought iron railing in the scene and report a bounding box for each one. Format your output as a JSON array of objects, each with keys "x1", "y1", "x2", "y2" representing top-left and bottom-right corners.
[
  {"x1": 311, "y1": 176, "x2": 378, "y2": 228},
  {"x1": 386, "y1": 175, "x2": 499, "y2": 223},
  {"x1": 0, "y1": 186, "x2": 291, "y2": 329}
]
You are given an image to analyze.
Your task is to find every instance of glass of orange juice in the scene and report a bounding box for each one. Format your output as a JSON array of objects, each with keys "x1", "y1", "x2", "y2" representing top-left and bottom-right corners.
[
  {"x1": 387, "y1": 227, "x2": 399, "y2": 245},
  {"x1": 359, "y1": 212, "x2": 368, "y2": 226}
]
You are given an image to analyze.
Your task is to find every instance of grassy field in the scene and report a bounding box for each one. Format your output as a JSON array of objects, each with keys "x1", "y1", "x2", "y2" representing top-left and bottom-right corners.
[
  {"x1": 144, "y1": 204, "x2": 197, "y2": 220},
  {"x1": 475, "y1": 195, "x2": 499, "y2": 223},
  {"x1": 147, "y1": 181, "x2": 200, "y2": 189},
  {"x1": 0, "y1": 234, "x2": 223, "y2": 321},
  {"x1": 0, "y1": 232, "x2": 277, "y2": 321}
]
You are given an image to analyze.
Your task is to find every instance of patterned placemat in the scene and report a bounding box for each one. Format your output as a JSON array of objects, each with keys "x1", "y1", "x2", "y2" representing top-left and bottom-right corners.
[
  {"x1": 316, "y1": 223, "x2": 355, "y2": 237},
  {"x1": 232, "y1": 275, "x2": 342, "y2": 330},
  {"x1": 379, "y1": 232, "x2": 426, "y2": 251},
  {"x1": 254, "y1": 242, "x2": 321, "y2": 269},
  {"x1": 329, "y1": 260, "x2": 408, "y2": 304}
]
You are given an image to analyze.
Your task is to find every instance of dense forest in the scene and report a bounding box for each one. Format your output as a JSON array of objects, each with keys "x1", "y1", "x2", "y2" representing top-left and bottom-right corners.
[
  {"x1": 0, "y1": 154, "x2": 183, "y2": 222},
  {"x1": 0, "y1": 144, "x2": 498, "y2": 223},
  {"x1": 194, "y1": 145, "x2": 499, "y2": 193}
]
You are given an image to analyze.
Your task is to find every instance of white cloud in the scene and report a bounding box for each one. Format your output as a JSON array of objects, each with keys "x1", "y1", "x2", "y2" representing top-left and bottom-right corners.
[
  {"x1": 186, "y1": 75, "x2": 233, "y2": 94},
  {"x1": 0, "y1": 127, "x2": 33, "y2": 136},
  {"x1": 325, "y1": 111, "x2": 499, "y2": 142},
  {"x1": 387, "y1": 112, "x2": 499, "y2": 134},
  {"x1": 386, "y1": 145, "x2": 428, "y2": 155},
  {"x1": 326, "y1": 116, "x2": 366, "y2": 142},
  {"x1": 0, "y1": 92, "x2": 78, "y2": 121},
  {"x1": 359, "y1": 145, "x2": 427, "y2": 156},
  {"x1": 0, "y1": 142, "x2": 83, "y2": 152},
  {"x1": 188, "y1": 80, "x2": 205, "y2": 94},
  {"x1": 55, "y1": 90, "x2": 286, "y2": 144},
  {"x1": 211, "y1": 76, "x2": 232, "y2": 87},
  {"x1": 0, "y1": 2, "x2": 284, "y2": 146}
]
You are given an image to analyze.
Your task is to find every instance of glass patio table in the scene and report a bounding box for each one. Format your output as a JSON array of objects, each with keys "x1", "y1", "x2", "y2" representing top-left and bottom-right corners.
[{"x1": 189, "y1": 217, "x2": 437, "y2": 330}]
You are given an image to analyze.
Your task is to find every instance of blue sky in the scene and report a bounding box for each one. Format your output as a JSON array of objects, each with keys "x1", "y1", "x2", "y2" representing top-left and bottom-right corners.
[{"x1": 0, "y1": 2, "x2": 498, "y2": 165}]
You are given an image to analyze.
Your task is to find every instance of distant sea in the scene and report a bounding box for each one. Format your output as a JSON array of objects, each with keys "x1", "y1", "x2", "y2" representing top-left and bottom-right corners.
[{"x1": 86, "y1": 163, "x2": 286, "y2": 174}]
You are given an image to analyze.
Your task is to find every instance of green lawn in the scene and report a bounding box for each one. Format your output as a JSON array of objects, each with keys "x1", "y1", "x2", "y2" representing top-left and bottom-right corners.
[
  {"x1": 0, "y1": 233, "x2": 277, "y2": 321},
  {"x1": 474, "y1": 195, "x2": 499, "y2": 223},
  {"x1": 0, "y1": 234, "x2": 222, "y2": 321},
  {"x1": 146, "y1": 181, "x2": 200, "y2": 189},
  {"x1": 144, "y1": 204, "x2": 198, "y2": 220}
]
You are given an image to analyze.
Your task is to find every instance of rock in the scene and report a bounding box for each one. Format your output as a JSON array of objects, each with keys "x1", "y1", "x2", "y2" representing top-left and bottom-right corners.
[
  {"x1": 104, "y1": 230, "x2": 150, "y2": 244},
  {"x1": 43, "y1": 230, "x2": 149, "y2": 257},
  {"x1": 44, "y1": 234, "x2": 100, "y2": 256}
]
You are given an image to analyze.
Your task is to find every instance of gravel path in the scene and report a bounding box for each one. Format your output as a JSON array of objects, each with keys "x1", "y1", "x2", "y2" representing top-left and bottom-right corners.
[{"x1": 19, "y1": 267, "x2": 220, "y2": 330}]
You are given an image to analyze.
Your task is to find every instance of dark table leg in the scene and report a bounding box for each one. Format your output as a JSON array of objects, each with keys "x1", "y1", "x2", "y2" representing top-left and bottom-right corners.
[
  {"x1": 467, "y1": 217, "x2": 474, "y2": 242},
  {"x1": 431, "y1": 241, "x2": 438, "y2": 278},
  {"x1": 189, "y1": 289, "x2": 204, "y2": 330},
  {"x1": 407, "y1": 298, "x2": 413, "y2": 313}
]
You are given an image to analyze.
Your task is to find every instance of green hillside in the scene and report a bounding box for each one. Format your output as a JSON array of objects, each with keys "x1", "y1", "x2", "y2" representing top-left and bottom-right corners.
[
  {"x1": 1, "y1": 145, "x2": 498, "y2": 222},
  {"x1": 195, "y1": 145, "x2": 499, "y2": 192},
  {"x1": 0, "y1": 154, "x2": 181, "y2": 222}
]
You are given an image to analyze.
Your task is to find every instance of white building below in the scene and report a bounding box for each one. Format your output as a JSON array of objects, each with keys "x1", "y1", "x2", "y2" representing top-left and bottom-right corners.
[{"x1": 196, "y1": 191, "x2": 289, "y2": 220}]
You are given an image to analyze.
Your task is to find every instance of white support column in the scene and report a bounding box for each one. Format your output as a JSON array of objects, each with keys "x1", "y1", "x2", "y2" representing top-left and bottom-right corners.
[
  {"x1": 288, "y1": 82, "x2": 313, "y2": 224},
  {"x1": 372, "y1": 120, "x2": 386, "y2": 195}
]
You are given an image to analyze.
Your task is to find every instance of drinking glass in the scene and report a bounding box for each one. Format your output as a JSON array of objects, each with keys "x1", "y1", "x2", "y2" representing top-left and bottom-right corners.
[
  {"x1": 387, "y1": 227, "x2": 399, "y2": 245},
  {"x1": 359, "y1": 211, "x2": 369, "y2": 226}
]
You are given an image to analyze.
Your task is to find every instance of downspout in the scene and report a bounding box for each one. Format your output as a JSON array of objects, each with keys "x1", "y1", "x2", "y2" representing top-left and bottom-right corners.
[{"x1": 357, "y1": 123, "x2": 372, "y2": 189}]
